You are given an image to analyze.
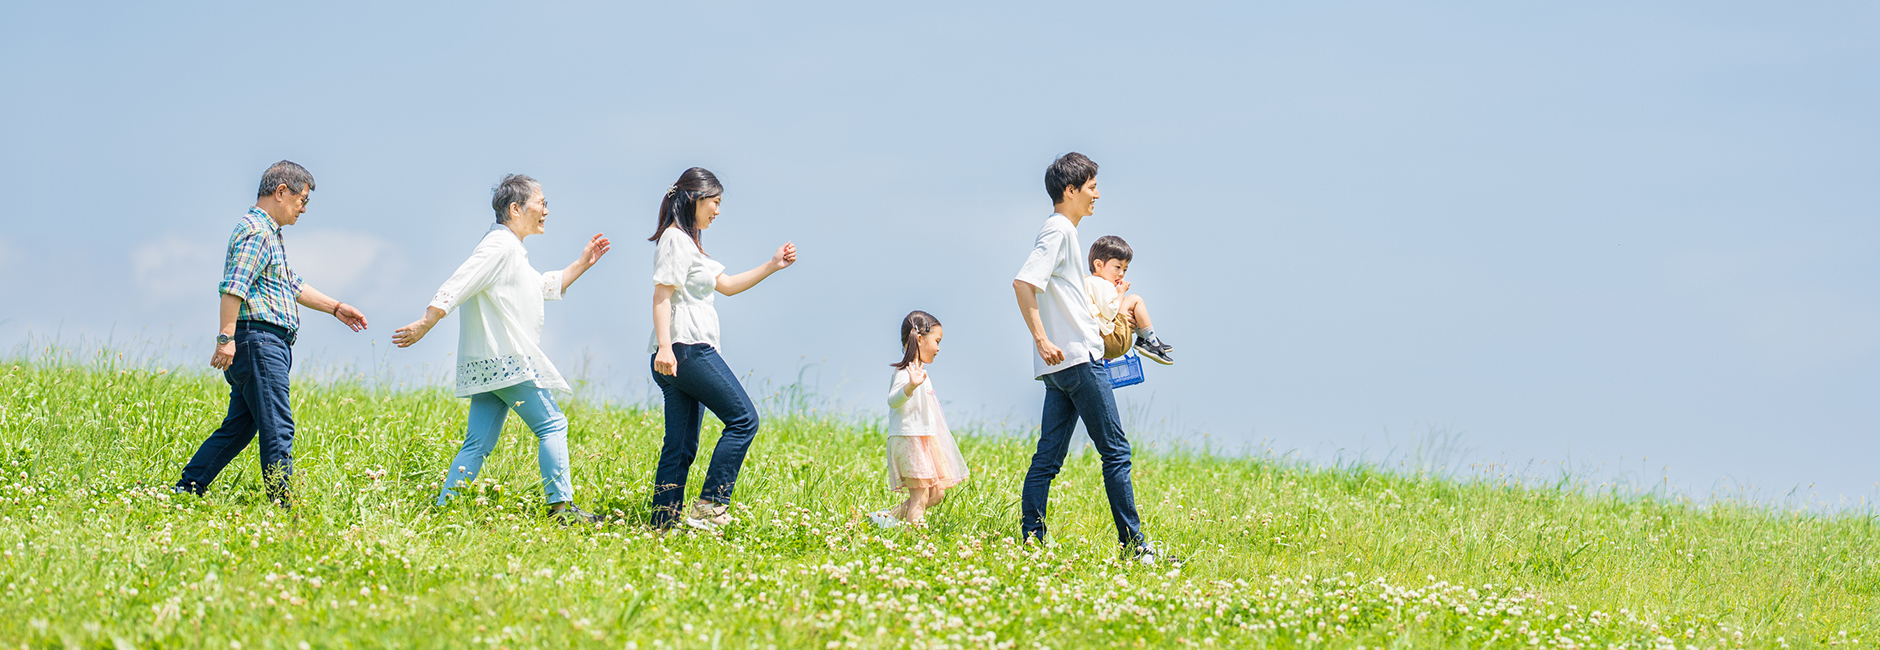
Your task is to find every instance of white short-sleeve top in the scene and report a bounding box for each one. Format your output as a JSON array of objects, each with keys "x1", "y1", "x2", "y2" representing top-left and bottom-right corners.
[
  {"x1": 649, "y1": 227, "x2": 726, "y2": 353},
  {"x1": 1014, "y1": 213, "x2": 1102, "y2": 378},
  {"x1": 427, "y1": 224, "x2": 569, "y2": 397}
]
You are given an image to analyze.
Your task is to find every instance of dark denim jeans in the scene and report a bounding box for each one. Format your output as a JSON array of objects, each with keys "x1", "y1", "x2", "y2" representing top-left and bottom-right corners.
[
  {"x1": 1022, "y1": 360, "x2": 1144, "y2": 545},
  {"x1": 176, "y1": 324, "x2": 295, "y2": 502},
  {"x1": 650, "y1": 343, "x2": 760, "y2": 528}
]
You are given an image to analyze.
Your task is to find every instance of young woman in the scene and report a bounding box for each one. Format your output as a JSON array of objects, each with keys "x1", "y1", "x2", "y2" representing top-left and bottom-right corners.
[
  {"x1": 648, "y1": 167, "x2": 797, "y2": 530},
  {"x1": 393, "y1": 174, "x2": 610, "y2": 524}
]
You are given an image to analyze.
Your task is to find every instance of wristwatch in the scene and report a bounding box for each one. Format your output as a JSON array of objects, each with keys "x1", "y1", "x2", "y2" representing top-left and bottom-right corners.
[{"x1": 216, "y1": 334, "x2": 234, "y2": 345}]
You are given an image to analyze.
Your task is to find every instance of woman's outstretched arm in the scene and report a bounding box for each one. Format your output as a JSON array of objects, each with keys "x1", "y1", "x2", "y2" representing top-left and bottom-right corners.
[{"x1": 715, "y1": 242, "x2": 796, "y2": 296}]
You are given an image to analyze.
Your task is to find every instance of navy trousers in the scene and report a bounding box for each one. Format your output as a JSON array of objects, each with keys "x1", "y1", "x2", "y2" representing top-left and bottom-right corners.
[
  {"x1": 176, "y1": 325, "x2": 296, "y2": 503},
  {"x1": 650, "y1": 343, "x2": 761, "y2": 528},
  {"x1": 1021, "y1": 360, "x2": 1145, "y2": 545}
]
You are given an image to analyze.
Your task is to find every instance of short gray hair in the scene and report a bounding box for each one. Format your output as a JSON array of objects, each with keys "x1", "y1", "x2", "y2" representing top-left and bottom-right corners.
[
  {"x1": 257, "y1": 160, "x2": 315, "y2": 199},
  {"x1": 491, "y1": 174, "x2": 540, "y2": 224}
]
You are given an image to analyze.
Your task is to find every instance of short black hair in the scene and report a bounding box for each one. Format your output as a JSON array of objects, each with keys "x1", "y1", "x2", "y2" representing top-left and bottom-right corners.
[
  {"x1": 1088, "y1": 235, "x2": 1133, "y2": 272},
  {"x1": 1045, "y1": 152, "x2": 1098, "y2": 204},
  {"x1": 491, "y1": 174, "x2": 539, "y2": 223},
  {"x1": 256, "y1": 160, "x2": 315, "y2": 199}
]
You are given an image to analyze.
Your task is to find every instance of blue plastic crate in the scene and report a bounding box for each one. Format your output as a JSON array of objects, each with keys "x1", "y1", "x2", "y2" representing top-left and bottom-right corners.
[{"x1": 1104, "y1": 352, "x2": 1145, "y2": 388}]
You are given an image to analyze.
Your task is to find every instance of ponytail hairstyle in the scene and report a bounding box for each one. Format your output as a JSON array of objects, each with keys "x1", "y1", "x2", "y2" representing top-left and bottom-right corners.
[
  {"x1": 648, "y1": 167, "x2": 723, "y2": 253},
  {"x1": 891, "y1": 310, "x2": 942, "y2": 369}
]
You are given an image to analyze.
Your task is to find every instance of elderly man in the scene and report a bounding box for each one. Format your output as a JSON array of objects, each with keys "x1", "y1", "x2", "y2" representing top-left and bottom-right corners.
[{"x1": 173, "y1": 160, "x2": 369, "y2": 506}]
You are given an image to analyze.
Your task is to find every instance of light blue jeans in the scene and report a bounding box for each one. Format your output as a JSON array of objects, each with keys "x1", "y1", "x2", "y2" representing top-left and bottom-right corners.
[{"x1": 436, "y1": 381, "x2": 574, "y2": 506}]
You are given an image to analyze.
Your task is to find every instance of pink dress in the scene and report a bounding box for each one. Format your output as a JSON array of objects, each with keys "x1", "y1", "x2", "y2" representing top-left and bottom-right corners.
[{"x1": 885, "y1": 368, "x2": 968, "y2": 491}]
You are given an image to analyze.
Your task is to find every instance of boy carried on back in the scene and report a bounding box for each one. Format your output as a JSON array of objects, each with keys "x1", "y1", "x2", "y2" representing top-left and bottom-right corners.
[{"x1": 1084, "y1": 235, "x2": 1174, "y2": 365}]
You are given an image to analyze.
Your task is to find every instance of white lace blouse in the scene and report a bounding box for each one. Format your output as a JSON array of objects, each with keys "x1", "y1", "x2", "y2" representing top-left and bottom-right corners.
[
  {"x1": 886, "y1": 368, "x2": 949, "y2": 438},
  {"x1": 648, "y1": 227, "x2": 726, "y2": 354},
  {"x1": 428, "y1": 224, "x2": 569, "y2": 397}
]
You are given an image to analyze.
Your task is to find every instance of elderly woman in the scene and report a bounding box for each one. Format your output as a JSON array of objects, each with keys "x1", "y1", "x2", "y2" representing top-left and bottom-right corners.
[{"x1": 393, "y1": 174, "x2": 610, "y2": 523}]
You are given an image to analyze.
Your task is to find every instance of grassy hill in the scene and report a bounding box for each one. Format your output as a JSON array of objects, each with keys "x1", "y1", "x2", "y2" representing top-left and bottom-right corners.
[{"x1": 2, "y1": 355, "x2": 1876, "y2": 648}]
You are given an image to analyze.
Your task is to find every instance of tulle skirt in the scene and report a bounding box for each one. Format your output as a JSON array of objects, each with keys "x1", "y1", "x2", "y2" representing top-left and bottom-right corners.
[{"x1": 886, "y1": 430, "x2": 968, "y2": 491}]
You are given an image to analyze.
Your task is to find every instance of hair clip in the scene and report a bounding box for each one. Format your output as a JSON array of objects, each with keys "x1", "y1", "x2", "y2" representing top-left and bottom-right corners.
[{"x1": 666, "y1": 184, "x2": 678, "y2": 197}]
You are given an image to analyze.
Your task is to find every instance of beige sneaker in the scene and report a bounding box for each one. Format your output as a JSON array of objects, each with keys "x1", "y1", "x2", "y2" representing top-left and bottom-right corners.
[{"x1": 684, "y1": 500, "x2": 732, "y2": 530}]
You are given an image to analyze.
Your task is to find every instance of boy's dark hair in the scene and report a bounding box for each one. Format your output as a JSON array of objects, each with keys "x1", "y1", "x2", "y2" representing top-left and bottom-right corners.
[
  {"x1": 1045, "y1": 152, "x2": 1098, "y2": 204},
  {"x1": 1088, "y1": 235, "x2": 1133, "y2": 272},
  {"x1": 256, "y1": 160, "x2": 315, "y2": 199}
]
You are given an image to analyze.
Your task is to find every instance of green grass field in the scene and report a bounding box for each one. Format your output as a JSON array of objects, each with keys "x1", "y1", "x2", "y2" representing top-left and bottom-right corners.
[{"x1": 2, "y1": 352, "x2": 1877, "y2": 648}]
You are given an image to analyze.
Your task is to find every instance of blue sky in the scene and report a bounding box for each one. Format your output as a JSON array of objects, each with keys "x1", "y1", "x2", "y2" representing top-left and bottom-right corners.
[{"x1": 3, "y1": 2, "x2": 1877, "y2": 504}]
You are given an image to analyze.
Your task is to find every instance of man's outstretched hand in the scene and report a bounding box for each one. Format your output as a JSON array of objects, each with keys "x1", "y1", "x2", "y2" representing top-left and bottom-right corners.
[{"x1": 334, "y1": 303, "x2": 368, "y2": 332}]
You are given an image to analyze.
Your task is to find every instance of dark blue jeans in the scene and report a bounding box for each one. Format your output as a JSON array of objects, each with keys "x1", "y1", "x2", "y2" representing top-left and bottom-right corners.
[
  {"x1": 1022, "y1": 360, "x2": 1144, "y2": 545},
  {"x1": 176, "y1": 324, "x2": 295, "y2": 502},
  {"x1": 650, "y1": 343, "x2": 760, "y2": 528}
]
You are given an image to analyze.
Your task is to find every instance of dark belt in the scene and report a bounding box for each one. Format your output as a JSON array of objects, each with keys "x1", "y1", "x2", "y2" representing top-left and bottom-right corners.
[{"x1": 237, "y1": 320, "x2": 297, "y2": 346}]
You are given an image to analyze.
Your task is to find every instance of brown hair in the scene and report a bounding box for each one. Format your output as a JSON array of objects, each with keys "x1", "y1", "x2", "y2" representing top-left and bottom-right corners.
[
  {"x1": 891, "y1": 310, "x2": 941, "y2": 369},
  {"x1": 1088, "y1": 235, "x2": 1133, "y2": 272}
]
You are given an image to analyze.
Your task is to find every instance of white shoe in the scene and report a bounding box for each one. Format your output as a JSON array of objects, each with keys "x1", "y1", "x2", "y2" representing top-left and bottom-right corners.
[
  {"x1": 684, "y1": 501, "x2": 732, "y2": 530},
  {"x1": 868, "y1": 510, "x2": 902, "y2": 529}
]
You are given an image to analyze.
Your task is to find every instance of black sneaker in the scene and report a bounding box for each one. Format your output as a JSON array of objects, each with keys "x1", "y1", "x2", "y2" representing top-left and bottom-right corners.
[
  {"x1": 550, "y1": 504, "x2": 600, "y2": 526},
  {"x1": 1133, "y1": 336, "x2": 1174, "y2": 365},
  {"x1": 1121, "y1": 540, "x2": 1184, "y2": 566}
]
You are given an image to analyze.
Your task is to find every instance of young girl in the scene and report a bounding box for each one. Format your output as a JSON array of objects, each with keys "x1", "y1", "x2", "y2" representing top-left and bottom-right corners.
[{"x1": 871, "y1": 311, "x2": 969, "y2": 528}]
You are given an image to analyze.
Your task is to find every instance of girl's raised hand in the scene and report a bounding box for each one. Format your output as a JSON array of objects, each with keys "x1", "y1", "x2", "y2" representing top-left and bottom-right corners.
[
  {"x1": 907, "y1": 360, "x2": 927, "y2": 388},
  {"x1": 772, "y1": 241, "x2": 797, "y2": 270}
]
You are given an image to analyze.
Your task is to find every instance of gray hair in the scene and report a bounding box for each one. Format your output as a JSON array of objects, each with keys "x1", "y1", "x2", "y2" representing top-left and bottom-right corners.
[
  {"x1": 256, "y1": 160, "x2": 315, "y2": 199},
  {"x1": 491, "y1": 174, "x2": 540, "y2": 224}
]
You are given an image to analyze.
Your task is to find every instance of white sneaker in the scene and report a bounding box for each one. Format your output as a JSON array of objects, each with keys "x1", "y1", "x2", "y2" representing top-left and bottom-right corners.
[
  {"x1": 868, "y1": 510, "x2": 902, "y2": 529},
  {"x1": 684, "y1": 501, "x2": 732, "y2": 530}
]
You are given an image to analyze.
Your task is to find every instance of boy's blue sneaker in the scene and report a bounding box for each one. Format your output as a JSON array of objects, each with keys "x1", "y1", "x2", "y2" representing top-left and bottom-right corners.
[{"x1": 1133, "y1": 335, "x2": 1174, "y2": 365}]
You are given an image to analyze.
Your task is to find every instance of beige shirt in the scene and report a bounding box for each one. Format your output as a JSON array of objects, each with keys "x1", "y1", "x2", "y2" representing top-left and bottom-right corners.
[{"x1": 1083, "y1": 275, "x2": 1124, "y2": 335}]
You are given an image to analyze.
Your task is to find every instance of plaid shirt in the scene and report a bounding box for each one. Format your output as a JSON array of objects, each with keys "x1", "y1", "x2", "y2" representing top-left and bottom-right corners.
[{"x1": 218, "y1": 207, "x2": 304, "y2": 331}]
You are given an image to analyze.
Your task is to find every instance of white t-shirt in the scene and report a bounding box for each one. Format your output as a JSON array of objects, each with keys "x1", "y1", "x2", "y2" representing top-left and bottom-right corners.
[
  {"x1": 428, "y1": 224, "x2": 569, "y2": 397},
  {"x1": 1083, "y1": 275, "x2": 1123, "y2": 335},
  {"x1": 648, "y1": 227, "x2": 727, "y2": 354},
  {"x1": 1014, "y1": 213, "x2": 1103, "y2": 378}
]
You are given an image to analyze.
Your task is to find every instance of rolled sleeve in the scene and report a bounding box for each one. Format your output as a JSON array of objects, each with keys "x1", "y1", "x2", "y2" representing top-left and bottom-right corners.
[
  {"x1": 429, "y1": 238, "x2": 504, "y2": 315},
  {"x1": 218, "y1": 232, "x2": 265, "y2": 298},
  {"x1": 1014, "y1": 228, "x2": 1064, "y2": 291},
  {"x1": 540, "y1": 269, "x2": 565, "y2": 301}
]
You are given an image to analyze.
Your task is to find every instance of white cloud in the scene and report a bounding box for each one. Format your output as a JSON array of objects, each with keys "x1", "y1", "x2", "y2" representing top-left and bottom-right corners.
[{"x1": 131, "y1": 234, "x2": 220, "y2": 301}]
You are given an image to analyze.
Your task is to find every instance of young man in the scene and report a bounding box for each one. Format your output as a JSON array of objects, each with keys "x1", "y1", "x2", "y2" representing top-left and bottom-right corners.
[
  {"x1": 1012, "y1": 152, "x2": 1173, "y2": 563},
  {"x1": 173, "y1": 160, "x2": 370, "y2": 506}
]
